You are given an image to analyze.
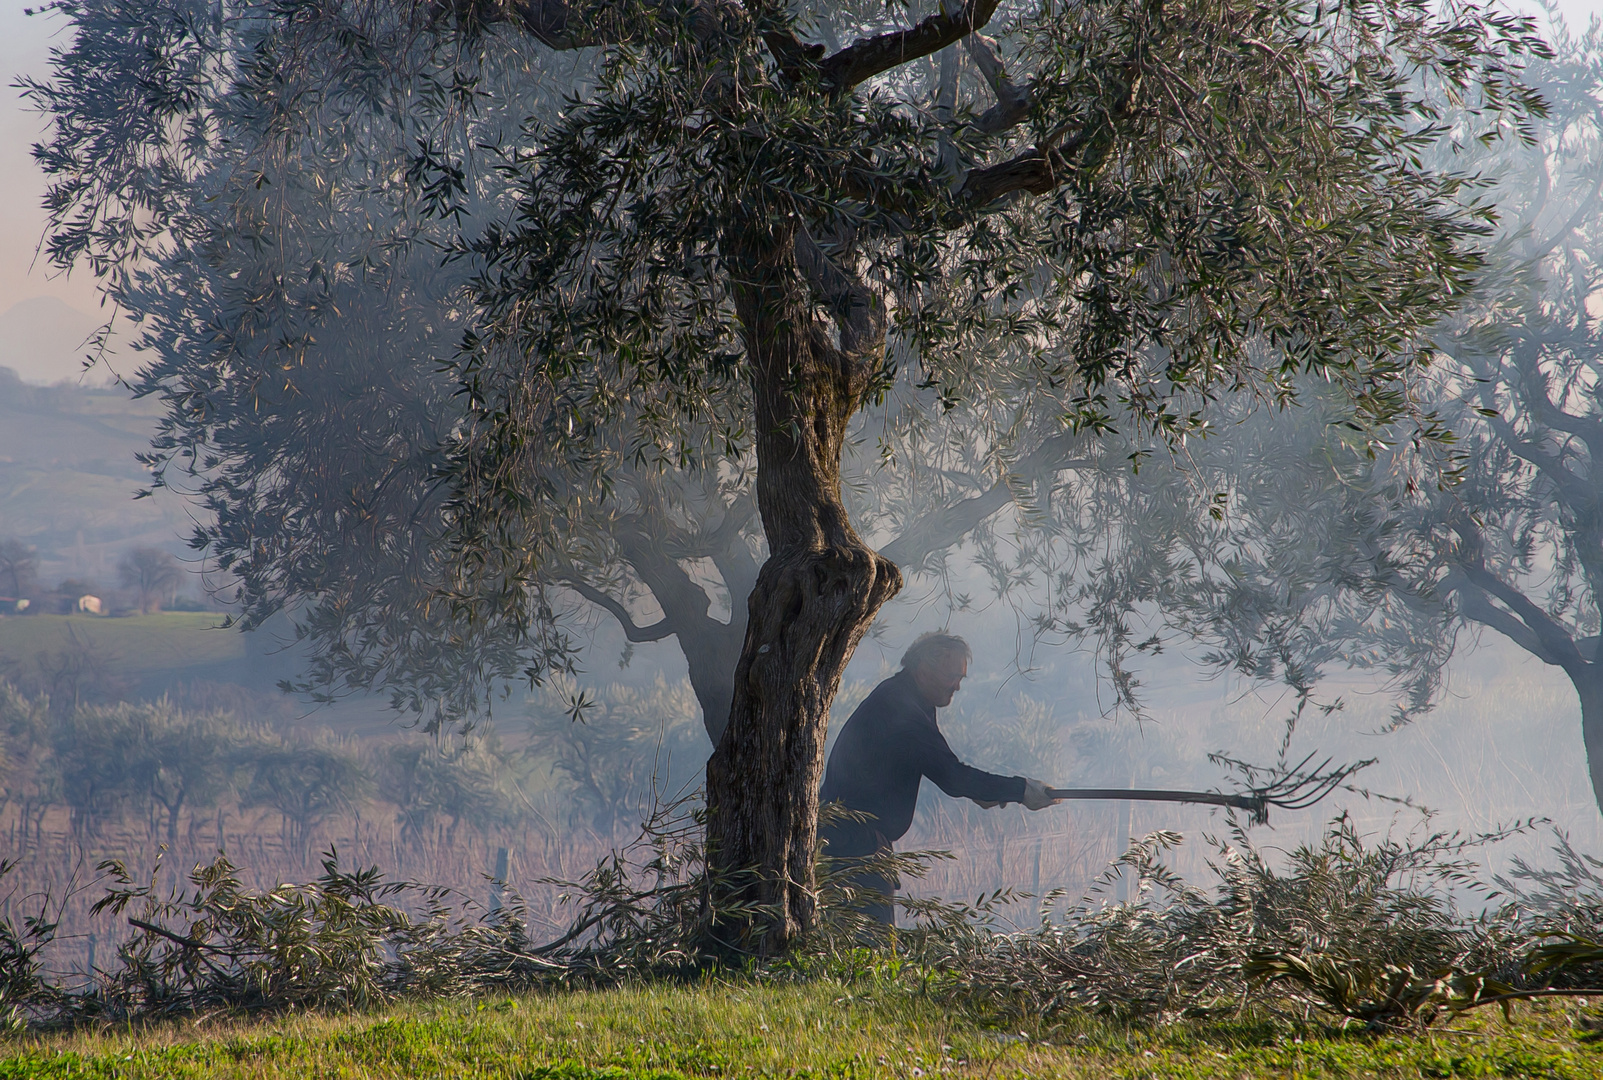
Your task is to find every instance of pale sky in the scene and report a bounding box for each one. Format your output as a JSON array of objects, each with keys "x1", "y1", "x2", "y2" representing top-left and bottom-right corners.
[
  {"x1": 1, "y1": 3, "x2": 104, "y2": 316},
  {"x1": 0, "y1": 0, "x2": 1597, "y2": 385}
]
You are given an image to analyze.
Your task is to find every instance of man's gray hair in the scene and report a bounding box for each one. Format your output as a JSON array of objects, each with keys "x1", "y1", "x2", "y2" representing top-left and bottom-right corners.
[{"x1": 900, "y1": 632, "x2": 971, "y2": 672}]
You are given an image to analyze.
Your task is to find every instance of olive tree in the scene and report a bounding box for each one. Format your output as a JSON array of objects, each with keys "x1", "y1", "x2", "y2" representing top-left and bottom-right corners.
[
  {"x1": 1371, "y1": 23, "x2": 1603, "y2": 812},
  {"x1": 243, "y1": 737, "x2": 372, "y2": 855},
  {"x1": 29, "y1": 0, "x2": 1544, "y2": 946},
  {"x1": 50, "y1": 700, "x2": 245, "y2": 842}
]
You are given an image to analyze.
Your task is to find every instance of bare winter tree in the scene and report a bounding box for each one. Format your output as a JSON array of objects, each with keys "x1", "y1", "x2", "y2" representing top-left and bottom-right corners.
[
  {"x1": 0, "y1": 538, "x2": 38, "y2": 601},
  {"x1": 117, "y1": 547, "x2": 182, "y2": 615}
]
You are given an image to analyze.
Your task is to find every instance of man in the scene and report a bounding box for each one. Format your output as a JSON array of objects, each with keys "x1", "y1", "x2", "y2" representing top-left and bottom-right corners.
[{"x1": 817, "y1": 632, "x2": 1058, "y2": 927}]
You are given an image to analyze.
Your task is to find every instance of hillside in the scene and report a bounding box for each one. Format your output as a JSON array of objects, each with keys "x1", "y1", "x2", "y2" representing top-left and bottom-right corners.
[
  {"x1": 0, "y1": 366, "x2": 194, "y2": 588},
  {"x1": 0, "y1": 298, "x2": 115, "y2": 387}
]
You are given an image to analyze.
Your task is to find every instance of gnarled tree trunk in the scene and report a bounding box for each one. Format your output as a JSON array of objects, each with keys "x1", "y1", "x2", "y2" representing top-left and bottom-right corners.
[{"x1": 704, "y1": 223, "x2": 901, "y2": 953}]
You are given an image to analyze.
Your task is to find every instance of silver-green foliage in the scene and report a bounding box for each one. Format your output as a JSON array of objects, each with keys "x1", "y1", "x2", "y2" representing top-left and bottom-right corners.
[
  {"x1": 1329, "y1": 23, "x2": 1603, "y2": 801},
  {"x1": 902, "y1": 819, "x2": 1584, "y2": 1028},
  {"x1": 525, "y1": 675, "x2": 708, "y2": 835},
  {"x1": 24, "y1": 0, "x2": 593, "y2": 724},
  {"x1": 48, "y1": 698, "x2": 249, "y2": 842},
  {"x1": 20, "y1": 0, "x2": 1550, "y2": 739}
]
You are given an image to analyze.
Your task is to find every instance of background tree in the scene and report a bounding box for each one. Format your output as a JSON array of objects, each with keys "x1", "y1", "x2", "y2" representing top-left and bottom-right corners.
[
  {"x1": 30, "y1": 624, "x2": 130, "y2": 717},
  {"x1": 30, "y1": 0, "x2": 1545, "y2": 946},
  {"x1": 50, "y1": 699, "x2": 245, "y2": 841},
  {"x1": 1368, "y1": 24, "x2": 1603, "y2": 812},
  {"x1": 140, "y1": 706, "x2": 247, "y2": 844},
  {"x1": 242, "y1": 737, "x2": 372, "y2": 855},
  {"x1": 1083, "y1": 24, "x2": 1603, "y2": 818},
  {"x1": 376, "y1": 736, "x2": 524, "y2": 847},
  {"x1": 525, "y1": 674, "x2": 705, "y2": 836},
  {"x1": 0, "y1": 681, "x2": 54, "y2": 851},
  {"x1": 0, "y1": 539, "x2": 37, "y2": 601},
  {"x1": 116, "y1": 547, "x2": 182, "y2": 615}
]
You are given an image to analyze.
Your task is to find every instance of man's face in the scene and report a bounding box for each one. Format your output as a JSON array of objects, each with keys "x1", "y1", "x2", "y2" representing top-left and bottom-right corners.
[{"x1": 911, "y1": 651, "x2": 968, "y2": 708}]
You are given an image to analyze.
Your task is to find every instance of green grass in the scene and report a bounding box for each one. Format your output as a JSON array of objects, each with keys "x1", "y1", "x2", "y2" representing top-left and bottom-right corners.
[
  {"x1": 0, "y1": 612, "x2": 242, "y2": 675},
  {"x1": 4, "y1": 981, "x2": 1603, "y2": 1079}
]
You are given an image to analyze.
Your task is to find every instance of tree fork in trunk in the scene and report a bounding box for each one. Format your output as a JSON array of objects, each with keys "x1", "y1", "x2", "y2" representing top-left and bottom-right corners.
[{"x1": 704, "y1": 225, "x2": 901, "y2": 954}]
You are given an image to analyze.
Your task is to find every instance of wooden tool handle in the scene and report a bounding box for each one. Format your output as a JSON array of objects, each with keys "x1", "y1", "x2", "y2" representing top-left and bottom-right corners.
[{"x1": 1044, "y1": 787, "x2": 1265, "y2": 813}]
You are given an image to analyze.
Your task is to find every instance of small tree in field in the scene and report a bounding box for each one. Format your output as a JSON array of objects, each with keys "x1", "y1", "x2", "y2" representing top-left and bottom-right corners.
[
  {"x1": 0, "y1": 539, "x2": 38, "y2": 601},
  {"x1": 31, "y1": 0, "x2": 1546, "y2": 947},
  {"x1": 376, "y1": 736, "x2": 523, "y2": 846},
  {"x1": 117, "y1": 547, "x2": 181, "y2": 615},
  {"x1": 50, "y1": 700, "x2": 244, "y2": 842}
]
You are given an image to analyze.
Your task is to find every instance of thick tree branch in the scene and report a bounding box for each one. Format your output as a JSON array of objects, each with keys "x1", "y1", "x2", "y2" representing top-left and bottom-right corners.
[
  {"x1": 762, "y1": 30, "x2": 825, "y2": 75},
  {"x1": 954, "y1": 74, "x2": 1136, "y2": 206},
  {"x1": 614, "y1": 521, "x2": 715, "y2": 621},
  {"x1": 819, "y1": 0, "x2": 1001, "y2": 93},
  {"x1": 565, "y1": 577, "x2": 676, "y2": 641},
  {"x1": 1446, "y1": 570, "x2": 1553, "y2": 663},
  {"x1": 956, "y1": 147, "x2": 1064, "y2": 204},
  {"x1": 964, "y1": 33, "x2": 1029, "y2": 134},
  {"x1": 1463, "y1": 339, "x2": 1603, "y2": 469},
  {"x1": 1482, "y1": 409, "x2": 1596, "y2": 509},
  {"x1": 1449, "y1": 545, "x2": 1586, "y2": 673},
  {"x1": 1455, "y1": 354, "x2": 1596, "y2": 507},
  {"x1": 879, "y1": 482, "x2": 1014, "y2": 569},
  {"x1": 1527, "y1": 160, "x2": 1603, "y2": 264}
]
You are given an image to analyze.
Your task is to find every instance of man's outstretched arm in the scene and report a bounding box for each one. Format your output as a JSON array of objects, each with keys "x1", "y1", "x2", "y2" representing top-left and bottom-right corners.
[{"x1": 913, "y1": 726, "x2": 1027, "y2": 806}]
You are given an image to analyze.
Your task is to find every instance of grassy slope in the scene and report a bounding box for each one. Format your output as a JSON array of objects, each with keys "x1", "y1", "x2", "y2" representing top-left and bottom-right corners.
[
  {"x1": 3, "y1": 982, "x2": 1601, "y2": 1079},
  {"x1": 0, "y1": 613, "x2": 241, "y2": 675}
]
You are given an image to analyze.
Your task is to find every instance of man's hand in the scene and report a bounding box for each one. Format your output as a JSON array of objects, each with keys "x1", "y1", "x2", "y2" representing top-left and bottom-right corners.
[{"x1": 1022, "y1": 778, "x2": 1060, "y2": 811}]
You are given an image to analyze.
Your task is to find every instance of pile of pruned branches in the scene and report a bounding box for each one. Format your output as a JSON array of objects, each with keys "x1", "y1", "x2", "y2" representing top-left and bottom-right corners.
[
  {"x1": 6, "y1": 809, "x2": 1603, "y2": 1033},
  {"x1": 903, "y1": 818, "x2": 1603, "y2": 1030},
  {"x1": 0, "y1": 800, "x2": 723, "y2": 1030}
]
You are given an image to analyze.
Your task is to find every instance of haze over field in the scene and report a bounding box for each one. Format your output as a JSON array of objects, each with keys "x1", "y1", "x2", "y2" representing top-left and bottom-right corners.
[
  {"x1": 3, "y1": 3, "x2": 1603, "y2": 1031},
  {"x1": 3, "y1": 372, "x2": 1598, "y2": 906}
]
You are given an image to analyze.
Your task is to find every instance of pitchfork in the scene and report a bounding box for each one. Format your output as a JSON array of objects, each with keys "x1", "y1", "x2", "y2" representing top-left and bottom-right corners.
[{"x1": 1044, "y1": 752, "x2": 1359, "y2": 826}]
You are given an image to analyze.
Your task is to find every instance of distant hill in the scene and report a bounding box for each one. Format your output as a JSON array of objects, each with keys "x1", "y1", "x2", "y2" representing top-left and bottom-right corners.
[
  {"x1": 0, "y1": 296, "x2": 120, "y2": 386},
  {"x1": 0, "y1": 365, "x2": 194, "y2": 587}
]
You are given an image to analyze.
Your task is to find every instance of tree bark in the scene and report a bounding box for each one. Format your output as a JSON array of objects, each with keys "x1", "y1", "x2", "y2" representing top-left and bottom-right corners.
[
  {"x1": 703, "y1": 222, "x2": 901, "y2": 953},
  {"x1": 1576, "y1": 670, "x2": 1603, "y2": 816}
]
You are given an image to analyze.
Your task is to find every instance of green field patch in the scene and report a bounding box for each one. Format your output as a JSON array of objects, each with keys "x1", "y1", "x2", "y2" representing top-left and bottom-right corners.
[{"x1": 0, "y1": 613, "x2": 242, "y2": 676}]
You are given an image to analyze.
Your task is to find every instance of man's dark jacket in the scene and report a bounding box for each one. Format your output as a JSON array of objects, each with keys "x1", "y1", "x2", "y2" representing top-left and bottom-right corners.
[{"x1": 818, "y1": 670, "x2": 1026, "y2": 858}]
